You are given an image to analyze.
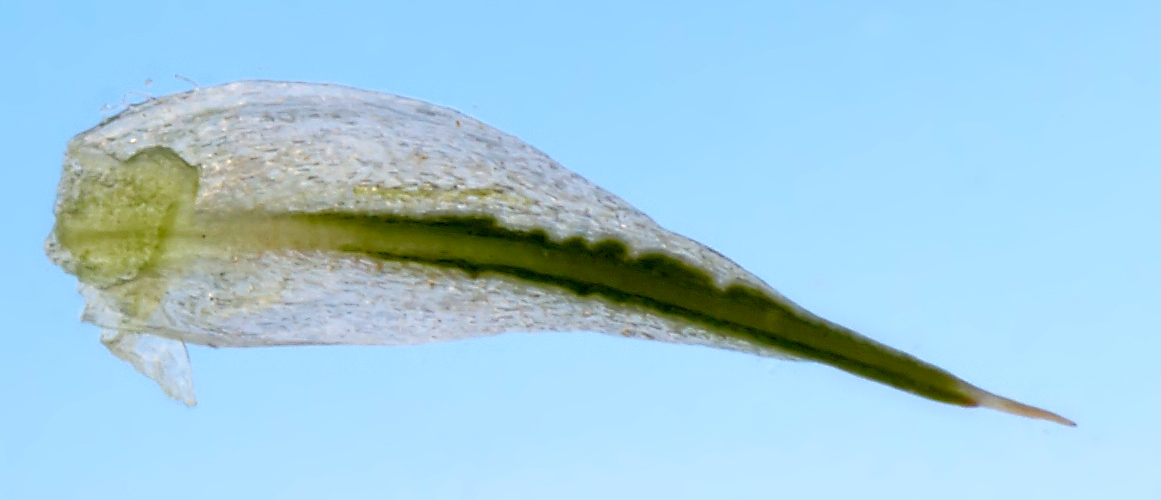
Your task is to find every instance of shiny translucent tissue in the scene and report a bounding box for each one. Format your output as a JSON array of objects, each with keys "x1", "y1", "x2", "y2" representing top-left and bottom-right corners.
[{"x1": 45, "y1": 81, "x2": 1072, "y2": 425}]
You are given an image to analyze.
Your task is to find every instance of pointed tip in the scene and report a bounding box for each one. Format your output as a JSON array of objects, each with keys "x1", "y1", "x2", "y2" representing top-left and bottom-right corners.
[{"x1": 968, "y1": 387, "x2": 1076, "y2": 427}]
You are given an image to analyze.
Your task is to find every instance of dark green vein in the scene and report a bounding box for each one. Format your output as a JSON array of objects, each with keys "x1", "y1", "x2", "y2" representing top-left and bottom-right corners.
[{"x1": 307, "y1": 213, "x2": 979, "y2": 407}]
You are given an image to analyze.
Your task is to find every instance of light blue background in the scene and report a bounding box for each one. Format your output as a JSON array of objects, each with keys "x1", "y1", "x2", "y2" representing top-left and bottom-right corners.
[{"x1": 2, "y1": 1, "x2": 1158, "y2": 498}]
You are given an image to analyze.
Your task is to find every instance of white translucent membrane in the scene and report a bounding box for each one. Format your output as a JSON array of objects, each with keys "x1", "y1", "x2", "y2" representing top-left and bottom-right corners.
[{"x1": 47, "y1": 81, "x2": 800, "y2": 405}]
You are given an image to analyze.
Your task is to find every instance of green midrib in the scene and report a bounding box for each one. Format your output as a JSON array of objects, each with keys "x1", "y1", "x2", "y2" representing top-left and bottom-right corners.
[{"x1": 290, "y1": 212, "x2": 978, "y2": 407}]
